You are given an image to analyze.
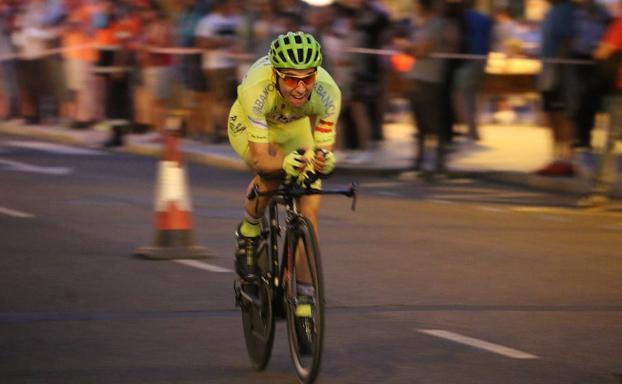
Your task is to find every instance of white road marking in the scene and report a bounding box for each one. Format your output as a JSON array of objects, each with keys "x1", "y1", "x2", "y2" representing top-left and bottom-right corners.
[
  {"x1": 513, "y1": 206, "x2": 622, "y2": 218},
  {"x1": 375, "y1": 191, "x2": 401, "y2": 197},
  {"x1": 477, "y1": 206, "x2": 505, "y2": 213},
  {"x1": 0, "y1": 158, "x2": 72, "y2": 175},
  {"x1": 446, "y1": 178, "x2": 476, "y2": 184},
  {"x1": 173, "y1": 259, "x2": 233, "y2": 273},
  {"x1": 538, "y1": 215, "x2": 568, "y2": 222},
  {"x1": 0, "y1": 206, "x2": 34, "y2": 218},
  {"x1": 6, "y1": 141, "x2": 104, "y2": 155},
  {"x1": 424, "y1": 199, "x2": 455, "y2": 204},
  {"x1": 361, "y1": 181, "x2": 403, "y2": 188},
  {"x1": 418, "y1": 329, "x2": 538, "y2": 359}
]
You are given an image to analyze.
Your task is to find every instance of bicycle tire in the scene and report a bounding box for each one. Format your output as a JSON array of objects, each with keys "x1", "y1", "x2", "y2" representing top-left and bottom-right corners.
[
  {"x1": 240, "y1": 220, "x2": 276, "y2": 371},
  {"x1": 284, "y1": 216, "x2": 325, "y2": 384}
]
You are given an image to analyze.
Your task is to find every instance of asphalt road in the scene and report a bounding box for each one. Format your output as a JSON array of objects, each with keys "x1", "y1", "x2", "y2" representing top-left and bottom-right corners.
[{"x1": 1, "y1": 135, "x2": 621, "y2": 384}]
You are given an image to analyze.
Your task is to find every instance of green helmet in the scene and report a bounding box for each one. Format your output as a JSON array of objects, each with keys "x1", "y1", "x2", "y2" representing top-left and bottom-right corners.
[{"x1": 269, "y1": 31, "x2": 323, "y2": 69}]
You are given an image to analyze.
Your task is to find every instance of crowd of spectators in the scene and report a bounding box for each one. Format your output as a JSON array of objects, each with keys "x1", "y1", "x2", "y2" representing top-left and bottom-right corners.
[
  {"x1": 0, "y1": 0, "x2": 620, "y2": 179},
  {"x1": 0, "y1": 0, "x2": 400, "y2": 149}
]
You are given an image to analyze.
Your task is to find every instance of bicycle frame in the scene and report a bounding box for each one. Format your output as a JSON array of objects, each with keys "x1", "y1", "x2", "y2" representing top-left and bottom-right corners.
[
  {"x1": 249, "y1": 181, "x2": 358, "y2": 305},
  {"x1": 236, "y1": 180, "x2": 357, "y2": 381}
]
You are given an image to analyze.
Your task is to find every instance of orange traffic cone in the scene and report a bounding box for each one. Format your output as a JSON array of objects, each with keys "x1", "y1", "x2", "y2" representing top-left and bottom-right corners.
[{"x1": 134, "y1": 115, "x2": 211, "y2": 260}]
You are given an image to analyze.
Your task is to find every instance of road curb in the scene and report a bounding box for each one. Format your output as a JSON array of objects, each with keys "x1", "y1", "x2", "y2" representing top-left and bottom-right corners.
[
  {"x1": 2, "y1": 124, "x2": 621, "y2": 198},
  {"x1": 0, "y1": 124, "x2": 85, "y2": 146}
]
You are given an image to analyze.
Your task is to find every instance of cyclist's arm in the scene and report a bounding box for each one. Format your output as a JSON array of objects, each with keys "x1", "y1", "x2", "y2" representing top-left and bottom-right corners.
[
  {"x1": 248, "y1": 141, "x2": 284, "y2": 174},
  {"x1": 311, "y1": 98, "x2": 340, "y2": 150},
  {"x1": 310, "y1": 69, "x2": 341, "y2": 149}
]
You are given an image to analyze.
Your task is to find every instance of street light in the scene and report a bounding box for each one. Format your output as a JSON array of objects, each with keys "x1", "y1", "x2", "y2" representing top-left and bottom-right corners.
[{"x1": 302, "y1": 0, "x2": 335, "y2": 5}]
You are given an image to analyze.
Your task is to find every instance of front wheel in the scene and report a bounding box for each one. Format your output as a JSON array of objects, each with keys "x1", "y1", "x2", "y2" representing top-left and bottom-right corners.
[{"x1": 284, "y1": 216, "x2": 325, "y2": 383}]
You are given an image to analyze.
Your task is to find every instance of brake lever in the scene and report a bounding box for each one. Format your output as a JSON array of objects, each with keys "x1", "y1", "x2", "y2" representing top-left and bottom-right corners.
[{"x1": 246, "y1": 184, "x2": 260, "y2": 213}]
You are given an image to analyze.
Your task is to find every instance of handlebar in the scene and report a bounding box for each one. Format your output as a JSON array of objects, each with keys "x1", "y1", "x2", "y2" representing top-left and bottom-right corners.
[{"x1": 247, "y1": 181, "x2": 359, "y2": 211}]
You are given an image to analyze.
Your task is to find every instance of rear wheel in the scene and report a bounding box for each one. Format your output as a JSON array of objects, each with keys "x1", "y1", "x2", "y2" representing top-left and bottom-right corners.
[
  {"x1": 284, "y1": 216, "x2": 324, "y2": 383},
  {"x1": 240, "y1": 280, "x2": 275, "y2": 370}
]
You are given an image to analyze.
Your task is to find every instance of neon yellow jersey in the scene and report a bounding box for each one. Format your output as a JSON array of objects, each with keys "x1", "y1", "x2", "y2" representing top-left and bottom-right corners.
[{"x1": 236, "y1": 55, "x2": 341, "y2": 147}]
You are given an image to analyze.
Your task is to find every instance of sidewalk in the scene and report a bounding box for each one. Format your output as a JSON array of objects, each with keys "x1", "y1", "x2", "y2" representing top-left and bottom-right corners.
[{"x1": 0, "y1": 118, "x2": 621, "y2": 198}]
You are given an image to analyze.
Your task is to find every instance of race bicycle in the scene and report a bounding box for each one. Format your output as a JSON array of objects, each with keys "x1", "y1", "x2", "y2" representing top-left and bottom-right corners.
[{"x1": 234, "y1": 175, "x2": 357, "y2": 383}]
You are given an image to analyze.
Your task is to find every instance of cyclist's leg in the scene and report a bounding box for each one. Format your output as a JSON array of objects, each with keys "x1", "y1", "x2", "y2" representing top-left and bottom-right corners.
[
  {"x1": 277, "y1": 118, "x2": 318, "y2": 285},
  {"x1": 244, "y1": 173, "x2": 280, "y2": 222},
  {"x1": 229, "y1": 100, "x2": 282, "y2": 224},
  {"x1": 228, "y1": 102, "x2": 282, "y2": 277},
  {"x1": 296, "y1": 195, "x2": 321, "y2": 284}
]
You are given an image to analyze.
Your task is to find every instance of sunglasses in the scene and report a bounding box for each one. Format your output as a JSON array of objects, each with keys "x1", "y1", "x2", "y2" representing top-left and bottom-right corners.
[{"x1": 275, "y1": 69, "x2": 317, "y2": 87}]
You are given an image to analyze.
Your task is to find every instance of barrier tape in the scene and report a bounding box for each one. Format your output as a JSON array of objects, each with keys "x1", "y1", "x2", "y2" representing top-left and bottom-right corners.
[
  {"x1": 0, "y1": 42, "x2": 594, "y2": 66},
  {"x1": 0, "y1": 42, "x2": 96, "y2": 61},
  {"x1": 345, "y1": 47, "x2": 594, "y2": 66}
]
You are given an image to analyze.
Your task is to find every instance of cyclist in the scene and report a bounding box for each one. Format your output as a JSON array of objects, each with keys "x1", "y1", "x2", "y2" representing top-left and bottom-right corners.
[{"x1": 228, "y1": 31, "x2": 341, "y2": 350}]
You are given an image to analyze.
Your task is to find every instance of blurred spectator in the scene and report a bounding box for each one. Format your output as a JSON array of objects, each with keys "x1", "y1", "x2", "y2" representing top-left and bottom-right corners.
[
  {"x1": 43, "y1": 0, "x2": 67, "y2": 124},
  {"x1": 61, "y1": 0, "x2": 97, "y2": 129},
  {"x1": 117, "y1": 1, "x2": 149, "y2": 128},
  {"x1": 244, "y1": 0, "x2": 291, "y2": 59},
  {"x1": 441, "y1": 0, "x2": 467, "y2": 145},
  {"x1": 195, "y1": 0, "x2": 243, "y2": 142},
  {"x1": 397, "y1": 0, "x2": 458, "y2": 175},
  {"x1": 453, "y1": 0, "x2": 492, "y2": 142},
  {"x1": 535, "y1": 0, "x2": 577, "y2": 177},
  {"x1": 570, "y1": 0, "x2": 611, "y2": 149},
  {"x1": 305, "y1": 4, "x2": 335, "y2": 39},
  {"x1": 174, "y1": 0, "x2": 208, "y2": 139},
  {"x1": 90, "y1": 0, "x2": 138, "y2": 146},
  {"x1": 135, "y1": 2, "x2": 174, "y2": 136},
  {"x1": 14, "y1": 0, "x2": 66, "y2": 125},
  {"x1": 487, "y1": 5, "x2": 521, "y2": 125},
  {"x1": 91, "y1": 0, "x2": 118, "y2": 123},
  {"x1": 240, "y1": 0, "x2": 269, "y2": 58},
  {"x1": 274, "y1": 0, "x2": 306, "y2": 17},
  {"x1": 579, "y1": 7, "x2": 622, "y2": 206},
  {"x1": 348, "y1": 0, "x2": 391, "y2": 153},
  {"x1": 322, "y1": 3, "x2": 357, "y2": 155},
  {"x1": 124, "y1": 1, "x2": 152, "y2": 135},
  {"x1": 0, "y1": 0, "x2": 19, "y2": 120},
  {"x1": 491, "y1": 5, "x2": 518, "y2": 53}
]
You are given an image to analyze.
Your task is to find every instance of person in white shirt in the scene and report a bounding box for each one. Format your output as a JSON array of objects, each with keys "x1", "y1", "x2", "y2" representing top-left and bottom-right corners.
[{"x1": 195, "y1": 0, "x2": 242, "y2": 142}]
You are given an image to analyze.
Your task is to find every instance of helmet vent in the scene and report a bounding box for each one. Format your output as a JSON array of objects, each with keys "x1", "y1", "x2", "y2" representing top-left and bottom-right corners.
[
  {"x1": 278, "y1": 51, "x2": 287, "y2": 63},
  {"x1": 297, "y1": 48, "x2": 305, "y2": 63},
  {"x1": 287, "y1": 49, "x2": 296, "y2": 63},
  {"x1": 294, "y1": 35, "x2": 303, "y2": 44}
]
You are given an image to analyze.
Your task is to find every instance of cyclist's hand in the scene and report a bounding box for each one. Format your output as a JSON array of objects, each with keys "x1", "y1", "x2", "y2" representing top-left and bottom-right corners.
[
  {"x1": 314, "y1": 148, "x2": 335, "y2": 175},
  {"x1": 297, "y1": 163, "x2": 319, "y2": 187},
  {"x1": 283, "y1": 149, "x2": 313, "y2": 177}
]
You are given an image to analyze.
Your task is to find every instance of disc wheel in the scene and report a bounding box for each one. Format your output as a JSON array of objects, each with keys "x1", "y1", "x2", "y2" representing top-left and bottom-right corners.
[
  {"x1": 241, "y1": 279, "x2": 275, "y2": 370},
  {"x1": 240, "y1": 233, "x2": 275, "y2": 371}
]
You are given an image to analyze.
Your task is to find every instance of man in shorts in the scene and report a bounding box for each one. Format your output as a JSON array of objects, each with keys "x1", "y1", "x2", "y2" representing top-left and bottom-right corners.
[{"x1": 228, "y1": 31, "x2": 341, "y2": 284}]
